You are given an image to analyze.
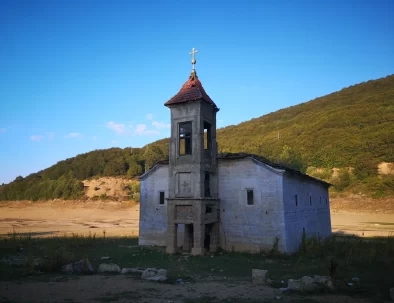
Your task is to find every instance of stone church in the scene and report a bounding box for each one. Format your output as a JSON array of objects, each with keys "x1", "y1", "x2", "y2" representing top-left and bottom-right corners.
[{"x1": 139, "y1": 49, "x2": 331, "y2": 255}]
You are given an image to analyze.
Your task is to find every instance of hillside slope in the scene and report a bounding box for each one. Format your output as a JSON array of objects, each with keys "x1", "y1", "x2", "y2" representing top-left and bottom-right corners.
[
  {"x1": 215, "y1": 74, "x2": 394, "y2": 167},
  {"x1": 1, "y1": 74, "x2": 394, "y2": 200}
]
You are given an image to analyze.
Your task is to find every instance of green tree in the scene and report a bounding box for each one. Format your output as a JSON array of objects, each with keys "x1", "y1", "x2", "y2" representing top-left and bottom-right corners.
[
  {"x1": 334, "y1": 169, "x2": 351, "y2": 191},
  {"x1": 127, "y1": 162, "x2": 143, "y2": 178},
  {"x1": 278, "y1": 145, "x2": 306, "y2": 173},
  {"x1": 143, "y1": 145, "x2": 165, "y2": 170}
]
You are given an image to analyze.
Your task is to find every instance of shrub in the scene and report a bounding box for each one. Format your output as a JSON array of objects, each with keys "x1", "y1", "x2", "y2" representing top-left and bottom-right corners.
[{"x1": 334, "y1": 169, "x2": 351, "y2": 191}]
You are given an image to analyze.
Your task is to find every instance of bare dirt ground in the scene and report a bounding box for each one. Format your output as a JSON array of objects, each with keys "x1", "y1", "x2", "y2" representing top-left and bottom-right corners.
[
  {"x1": 0, "y1": 275, "x2": 373, "y2": 303},
  {"x1": 0, "y1": 200, "x2": 140, "y2": 238},
  {"x1": 330, "y1": 196, "x2": 394, "y2": 237},
  {"x1": 1, "y1": 197, "x2": 393, "y2": 238},
  {"x1": 0, "y1": 198, "x2": 393, "y2": 303}
]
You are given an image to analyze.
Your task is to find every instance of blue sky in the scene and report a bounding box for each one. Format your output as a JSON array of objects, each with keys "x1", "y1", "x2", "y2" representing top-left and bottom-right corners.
[{"x1": 1, "y1": 0, "x2": 393, "y2": 184}]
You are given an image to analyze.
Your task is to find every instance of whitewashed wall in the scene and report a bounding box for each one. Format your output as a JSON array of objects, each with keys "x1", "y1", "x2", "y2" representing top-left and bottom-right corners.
[
  {"x1": 218, "y1": 158, "x2": 287, "y2": 252},
  {"x1": 282, "y1": 174, "x2": 331, "y2": 253},
  {"x1": 139, "y1": 165, "x2": 169, "y2": 246}
]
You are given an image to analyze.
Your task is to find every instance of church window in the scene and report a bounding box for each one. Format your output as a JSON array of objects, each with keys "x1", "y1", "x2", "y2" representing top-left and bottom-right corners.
[
  {"x1": 247, "y1": 189, "x2": 254, "y2": 205},
  {"x1": 295, "y1": 194, "x2": 298, "y2": 206},
  {"x1": 204, "y1": 172, "x2": 211, "y2": 197},
  {"x1": 159, "y1": 191, "x2": 165, "y2": 205},
  {"x1": 179, "y1": 122, "x2": 192, "y2": 155},
  {"x1": 203, "y1": 121, "x2": 211, "y2": 150},
  {"x1": 309, "y1": 196, "x2": 312, "y2": 206}
]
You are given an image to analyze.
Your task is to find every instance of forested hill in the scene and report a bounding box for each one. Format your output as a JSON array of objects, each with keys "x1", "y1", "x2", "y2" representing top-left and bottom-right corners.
[
  {"x1": 216, "y1": 74, "x2": 394, "y2": 167},
  {"x1": 1, "y1": 74, "x2": 393, "y2": 201}
]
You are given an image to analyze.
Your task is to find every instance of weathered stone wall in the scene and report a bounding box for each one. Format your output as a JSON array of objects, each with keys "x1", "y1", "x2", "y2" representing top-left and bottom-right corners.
[
  {"x1": 139, "y1": 165, "x2": 169, "y2": 246},
  {"x1": 168, "y1": 101, "x2": 218, "y2": 200},
  {"x1": 282, "y1": 174, "x2": 331, "y2": 253},
  {"x1": 139, "y1": 159, "x2": 331, "y2": 253},
  {"x1": 217, "y1": 158, "x2": 287, "y2": 252}
]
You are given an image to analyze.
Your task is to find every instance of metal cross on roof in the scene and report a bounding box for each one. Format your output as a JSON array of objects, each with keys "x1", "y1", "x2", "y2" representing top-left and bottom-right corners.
[{"x1": 189, "y1": 48, "x2": 199, "y2": 71}]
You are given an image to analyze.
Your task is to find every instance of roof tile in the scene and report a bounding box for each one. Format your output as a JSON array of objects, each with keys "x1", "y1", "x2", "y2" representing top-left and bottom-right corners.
[{"x1": 164, "y1": 71, "x2": 218, "y2": 110}]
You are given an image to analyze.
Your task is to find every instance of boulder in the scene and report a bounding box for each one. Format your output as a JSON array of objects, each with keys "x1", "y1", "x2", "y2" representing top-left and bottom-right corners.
[
  {"x1": 158, "y1": 269, "x2": 167, "y2": 276},
  {"x1": 288, "y1": 279, "x2": 302, "y2": 291},
  {"x1": 62, "y1": 259, "x2": 94, "y2": 274},
  {"x1": 98, "y1": 263, "x2": 121, "y2": 273},
  {"x1": 141, "y1": 268, "x2": 167, "y2": 281},
  {"x1": 300, "y1": 276, "x2": 317, "y2": 292},
  {"x1": 141, "y1": 268, "x2": 157, "y2": 279},
  {"x1": 252, "y1": 269, "x2": 268, "y2": 285},
  {"x1": 313, "y1": 275, "x2": 335, "y2": 291}
]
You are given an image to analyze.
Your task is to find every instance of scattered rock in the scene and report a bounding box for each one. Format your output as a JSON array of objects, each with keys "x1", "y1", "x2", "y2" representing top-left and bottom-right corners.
[
  {"x1": 101, "y1": 256, "x2": 111, "y2": 260},
  {"x1": 98, "y1": 263, "x2": 121, "y2": 273},
  {"x1": 279, "y1": 288, "x2": 288, "y2": 292},
  {"x1": 120, "y1": 268, "x2": 142, "y2": 274},
  {"x1": 389, "y1": 287, "x2": 394, "y2": 301},
  {"x1": 252, "y1": 269, "x2": 268, "y2": 285},
  {"x1": 287, "y1": 275, "x2": 334, "y2": 293},
  {"x1": 313, "y1": 275, "x2": 335, "y2": 291},
  {"x1": 352, "y1": 277, "x2": 360, "y2": 282},
  {"x1": 85, "y1": 258, "x2": 94, "y2": 273},
  {"x1": 32, "y1": 258, "x2": 45, "y2": 269},
  {"x1": 62, "y1": 259, "x2": 94, "y2": 274},
  {"x1": 176, "y1": 278, "x2": 184, "y2": 285},
  {"x1": 287, "y1": 279, "x2": 301, "y2": 291},
  {"x1": 265, "y1": 278, "x2": 273, "y2": 286},
  {"x1": 158, "y1": 269, "x2": 167, "y2": 276},
  {"x1": 141, "y1": 268, "x2": 167, "y2": 281},
  {"x1": 9, "y1": 257, "x2": 28, "y2": 267}
]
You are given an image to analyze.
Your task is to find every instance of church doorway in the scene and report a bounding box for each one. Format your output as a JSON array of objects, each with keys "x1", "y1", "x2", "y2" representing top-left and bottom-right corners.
[
  {"x1": 182, "y1": 224, "x2": 194, "y2": 252},
  {"x1": 204, "y1": 223, "x2": 214, "y2": 252}
]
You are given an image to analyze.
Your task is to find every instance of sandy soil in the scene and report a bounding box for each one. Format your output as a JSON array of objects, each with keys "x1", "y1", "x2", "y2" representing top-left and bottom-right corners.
[
  {"x1": 330, "y1": 197, "x2": 394, "y2": 237},
  {"x1": 1, "y1": 198, "x2": 393, "y2": 238},
  {"x1": 0, "y1": 200, "x2": 140, "y2": 237}
]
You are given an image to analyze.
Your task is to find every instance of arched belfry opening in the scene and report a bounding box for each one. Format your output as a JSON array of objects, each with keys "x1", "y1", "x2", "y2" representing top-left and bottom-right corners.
[{"x1": 164, "y1": 48, "x2": 220, "y2": 255}]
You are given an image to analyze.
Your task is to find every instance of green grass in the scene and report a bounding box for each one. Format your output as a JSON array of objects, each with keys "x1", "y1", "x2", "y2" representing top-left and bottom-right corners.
[{"x1": 0, "y1": 232, "x2": 393, "y2": 301}]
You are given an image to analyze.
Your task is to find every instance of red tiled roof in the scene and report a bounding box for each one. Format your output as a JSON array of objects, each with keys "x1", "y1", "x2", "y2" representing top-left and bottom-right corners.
[{"x1": 164, "y1": 71, "x2": 218, "y2": 110}]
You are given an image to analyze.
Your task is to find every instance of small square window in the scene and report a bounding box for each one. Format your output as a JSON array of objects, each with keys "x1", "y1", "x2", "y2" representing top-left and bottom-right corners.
[
  {"x1": 159, "y1": 191, "x2": 165, "y2": 205},
  {"x1": 247, "y1": 190, "x2": 254, "y2": 205},
  {"x1": 295, "y1": 194, "x2": 298, "y2": 206}
]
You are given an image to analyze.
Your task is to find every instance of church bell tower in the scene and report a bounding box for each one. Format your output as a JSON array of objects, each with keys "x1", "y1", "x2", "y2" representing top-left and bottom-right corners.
[{"x1": 164, "y1": 48, "x2": 220, "y2": 255}]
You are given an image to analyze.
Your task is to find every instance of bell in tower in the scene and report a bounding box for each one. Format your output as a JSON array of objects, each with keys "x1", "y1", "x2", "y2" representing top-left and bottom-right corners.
[{"x1": 164, "y1": 48, "x2": 220, "y2": 255}]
